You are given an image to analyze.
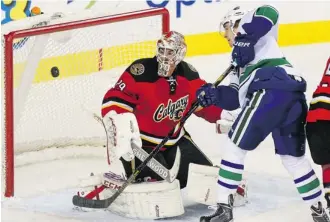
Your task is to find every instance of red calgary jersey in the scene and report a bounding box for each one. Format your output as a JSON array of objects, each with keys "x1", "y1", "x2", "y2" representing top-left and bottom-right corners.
[
  {"x1": 101, "y1": 57, "x2": 222, "y2": 149},
  {"x1": 307, "y1": 57, "x2": 330, "y2": 122}
]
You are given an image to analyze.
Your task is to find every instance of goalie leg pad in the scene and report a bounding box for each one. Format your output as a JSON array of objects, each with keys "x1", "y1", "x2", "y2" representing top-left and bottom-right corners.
[
  {"x1": 186, "y1": 163, "x2": 247, "y2": 207},
  {"x1": 77, "y1": 172, "x2": 184, "y2": 219}
]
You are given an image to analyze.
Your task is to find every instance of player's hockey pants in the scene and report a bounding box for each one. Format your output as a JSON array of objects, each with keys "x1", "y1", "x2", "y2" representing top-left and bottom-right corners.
[
  {"x1": 306, "y1": 120, "x2": 330, "y2": 165},
  {"x1": 228, "y1": 89, "x2": 307, "y2": 157}
]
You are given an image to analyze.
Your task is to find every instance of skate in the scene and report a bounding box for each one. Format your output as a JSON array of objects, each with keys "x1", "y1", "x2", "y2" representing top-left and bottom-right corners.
[
  {"x1": 326, "y1": 193, "x2": 330, "y2": 215},
  {"x1": 200, "y1": 194, "x2": 234, "y2": 222},
  {"x1": 311, "y1": 201, "x2": 330, "y2": 222}
]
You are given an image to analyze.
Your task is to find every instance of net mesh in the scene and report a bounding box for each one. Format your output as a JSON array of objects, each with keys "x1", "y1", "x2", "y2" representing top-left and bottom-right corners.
[{"x1": 2, "y1": 8, "x2": 167, "y2": 196}]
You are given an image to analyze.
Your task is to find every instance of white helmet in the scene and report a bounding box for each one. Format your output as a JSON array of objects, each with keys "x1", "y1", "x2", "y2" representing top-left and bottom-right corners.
[
  {"x1": 219, "y1": 6, "x2": 247, "y2": 36},
  {"x1": 156, "y1": 31, "x2": 187, "y2": 77}
]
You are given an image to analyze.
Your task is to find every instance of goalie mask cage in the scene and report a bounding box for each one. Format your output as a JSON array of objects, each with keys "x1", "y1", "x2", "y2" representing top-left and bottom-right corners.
[{"x1": 2, "y1": 7, "x2": 170, "y2": 197}]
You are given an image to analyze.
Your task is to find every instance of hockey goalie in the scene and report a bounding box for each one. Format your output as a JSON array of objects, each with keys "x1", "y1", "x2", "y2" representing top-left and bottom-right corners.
[{"x1": 73, "y1": 31, "x2": 246, "y2": 219}]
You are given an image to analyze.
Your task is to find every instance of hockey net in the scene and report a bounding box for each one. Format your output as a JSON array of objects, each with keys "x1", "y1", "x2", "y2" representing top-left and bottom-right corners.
[{"x1": 2, "y1": 7, "x2": 169, "y2": 197}]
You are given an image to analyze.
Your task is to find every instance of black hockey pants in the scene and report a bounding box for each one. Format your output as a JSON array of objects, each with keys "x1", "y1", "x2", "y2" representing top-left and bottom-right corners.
[{"x1": 121, "y1": 134, "x2": 212, "y2": 189}]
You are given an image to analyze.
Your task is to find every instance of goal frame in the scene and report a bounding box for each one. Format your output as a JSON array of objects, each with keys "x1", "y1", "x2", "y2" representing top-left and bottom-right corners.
[{"x1": 3, "y1": 7, "x2": 170, "y2": 197}]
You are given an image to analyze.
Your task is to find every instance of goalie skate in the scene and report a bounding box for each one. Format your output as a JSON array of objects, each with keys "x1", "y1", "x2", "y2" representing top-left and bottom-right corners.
[{"x1": 74, "y1": 171, "x2": 184, "y2": 219}]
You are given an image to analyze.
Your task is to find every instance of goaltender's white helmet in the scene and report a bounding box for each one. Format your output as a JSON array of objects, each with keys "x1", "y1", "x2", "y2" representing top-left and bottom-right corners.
[
  {"x1": 156, "y1": 31, "x2": 187, "y2": 77},
  {"x1": 219, "y1": 6, "x2": 247, "y2": 36}
]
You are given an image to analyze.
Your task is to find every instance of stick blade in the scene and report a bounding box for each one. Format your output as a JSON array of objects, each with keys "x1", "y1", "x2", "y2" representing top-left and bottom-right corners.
[{"x1": 72, "y1": 195, "x2": 110, "y2": 209}]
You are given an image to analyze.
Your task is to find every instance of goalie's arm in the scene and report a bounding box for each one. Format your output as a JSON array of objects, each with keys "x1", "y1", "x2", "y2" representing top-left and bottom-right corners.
[
  {"x1": 101, "y1": 71, "x2": 139, "y2": 117},
  {"x1": 101, "y1": 71, "x2": 142, "y2": 162}
]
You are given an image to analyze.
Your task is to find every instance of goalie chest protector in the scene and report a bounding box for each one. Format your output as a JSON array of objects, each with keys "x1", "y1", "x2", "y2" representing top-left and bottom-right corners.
[{"x1": 307, "y1": 57, "x2": 330, "y2": 122}]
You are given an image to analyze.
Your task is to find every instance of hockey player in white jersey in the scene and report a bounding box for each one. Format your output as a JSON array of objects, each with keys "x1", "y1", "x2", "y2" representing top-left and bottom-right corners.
[{"x1": 196, "y1": 5, "x2": 329, "y2": 222}]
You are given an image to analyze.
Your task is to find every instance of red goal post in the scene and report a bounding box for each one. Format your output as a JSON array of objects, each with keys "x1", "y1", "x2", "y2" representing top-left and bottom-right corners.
[{"x1": 2, "y1": 7, "x2": 170, "y2": 197}]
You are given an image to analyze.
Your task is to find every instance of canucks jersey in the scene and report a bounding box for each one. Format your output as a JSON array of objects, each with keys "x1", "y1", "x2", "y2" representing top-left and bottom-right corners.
[{"x1": 236, "y1": 5, "x2": 305, "y2": 107}]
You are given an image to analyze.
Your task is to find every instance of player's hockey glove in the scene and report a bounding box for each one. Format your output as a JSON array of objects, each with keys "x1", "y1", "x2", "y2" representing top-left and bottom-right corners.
[
  {"x1": 232, "y1": 33, "x2": 257, "y2": 68},
  {"x1": 196, "y1": 83, "x2": 219, "y2": 107}
]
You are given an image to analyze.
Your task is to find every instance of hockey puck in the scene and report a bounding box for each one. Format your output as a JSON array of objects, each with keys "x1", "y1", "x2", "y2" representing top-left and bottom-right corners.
[{"x1": 51, "y1": 66, "x2": 60, "y2": 77}]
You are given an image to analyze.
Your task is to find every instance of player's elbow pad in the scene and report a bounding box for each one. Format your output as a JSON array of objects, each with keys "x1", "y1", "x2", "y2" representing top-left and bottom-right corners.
[{"x1": 215, "y1": 86, "x2": 240, "y2": 111}]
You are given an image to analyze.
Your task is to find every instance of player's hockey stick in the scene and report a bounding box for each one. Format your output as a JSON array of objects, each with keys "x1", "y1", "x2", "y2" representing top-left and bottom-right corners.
[
  {"x1": 80, "y1": 107, "x2": 181, "y2": 183},
  {"x1": 72, "y1": 63, "x2": 236, "y2": 209}
]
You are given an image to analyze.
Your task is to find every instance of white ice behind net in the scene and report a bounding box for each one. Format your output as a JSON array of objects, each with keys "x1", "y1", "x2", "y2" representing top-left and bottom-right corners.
[{"x1": 2, "y1": 9, "x2": 163, "y2": 156}]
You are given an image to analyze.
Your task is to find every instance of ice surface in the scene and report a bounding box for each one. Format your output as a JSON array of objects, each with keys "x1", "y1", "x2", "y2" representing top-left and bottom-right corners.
[{"x1": 2, "y1": 43, "x2": 330, "y2": 222}]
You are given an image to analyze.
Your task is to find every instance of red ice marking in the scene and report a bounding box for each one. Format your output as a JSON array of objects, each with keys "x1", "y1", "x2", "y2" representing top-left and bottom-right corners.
[{"x1": 323, "y1": 166, "x2": 330, "y2": 183}]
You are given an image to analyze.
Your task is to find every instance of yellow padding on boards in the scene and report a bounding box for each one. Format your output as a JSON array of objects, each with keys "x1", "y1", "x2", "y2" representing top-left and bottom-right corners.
[
  {"x1": 14, "y1": 49, "x2": 100, "y2": 85},
  {"x1": 102, "y1": 40, "x2": 156, "y2": 70},
  {"x1": 12, "y1": 20, "x2": 330, "y2": 85},
  {"x1": 13, "y1": 40, "x2": 157, "y2": 86},
  {"x1": 278, "y1": 20, "x2": 330, "y2": 46},
  {"x1": 185, "y1": 32, "x2": 232, "y2": 56},
  {"x1": 185, "y1": 20, "x2": 330, "y2": 57},
  {"x1": 36, "y1": 50, "x2": 100, "y2": 82}
]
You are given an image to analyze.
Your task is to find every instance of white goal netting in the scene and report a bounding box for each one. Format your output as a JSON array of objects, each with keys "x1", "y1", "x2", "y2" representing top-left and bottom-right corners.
[{"x1": 2, "y1": 7, "x2": 168, "y2": 197}]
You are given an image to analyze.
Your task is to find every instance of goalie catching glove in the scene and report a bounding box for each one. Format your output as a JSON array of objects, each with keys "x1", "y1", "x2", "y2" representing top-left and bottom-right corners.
[{"x1": 103, "y1": 110, "x2": 141, "y2": 162}]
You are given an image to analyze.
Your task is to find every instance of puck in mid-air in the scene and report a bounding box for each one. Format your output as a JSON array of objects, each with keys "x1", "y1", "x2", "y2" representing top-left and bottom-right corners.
[{"x1": 51, "y1": 66, "x2": 60, "y2": 78}]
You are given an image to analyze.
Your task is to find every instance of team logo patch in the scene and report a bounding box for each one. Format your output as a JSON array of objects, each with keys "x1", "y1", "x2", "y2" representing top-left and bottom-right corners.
[
  {"x1": 153, "y1": 95, "x2": 189, "y2": 122},
  {"x1": 187, "y1": 63, "x2": 197, "y2": 72},
  {"x1": 130, "y1": 63, "x2": 145, "y2": 75}
]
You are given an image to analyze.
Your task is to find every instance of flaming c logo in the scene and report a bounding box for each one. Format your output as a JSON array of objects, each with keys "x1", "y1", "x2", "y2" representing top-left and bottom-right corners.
[{"x1": 153, "y1": 95, "x2": 189, "y2": 122}]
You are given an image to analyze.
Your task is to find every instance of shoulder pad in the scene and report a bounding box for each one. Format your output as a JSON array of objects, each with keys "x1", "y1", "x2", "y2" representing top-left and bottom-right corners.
[
  {"x1": 255, "y1": 5, "x2": 279, "y2": 25},
  {"x1": 178, "y1": 61, "x2": 200, "y2": 81},
  {"x1": 125, "y1": 57, "x2": 159, "y2": 82}
]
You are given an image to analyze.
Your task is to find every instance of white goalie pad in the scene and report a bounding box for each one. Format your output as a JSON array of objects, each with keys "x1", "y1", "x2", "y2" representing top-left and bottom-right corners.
[
  {"x1": 186, "y1": 163, "x2": 247, "y2": 207},
  {"x1": 77, "y1": 173, "x2": 184, "y2": 219}
]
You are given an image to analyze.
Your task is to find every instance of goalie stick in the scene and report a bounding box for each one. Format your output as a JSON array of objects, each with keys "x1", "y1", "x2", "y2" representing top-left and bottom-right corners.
[
  {"x1": 72, "y1": 63, "x2": 236, "y2": 209},
  {"x1": 131, "y1": 142, "x2": 181, "y2": 183},
  {"x1": 81, "y1": 108, "x2": 181, "y2": 183}
]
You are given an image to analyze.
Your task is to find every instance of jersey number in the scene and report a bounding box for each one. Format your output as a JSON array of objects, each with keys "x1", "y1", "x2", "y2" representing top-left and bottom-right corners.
[{"x1": 115, "y1": 80, "x2": 126, "y2": 91}]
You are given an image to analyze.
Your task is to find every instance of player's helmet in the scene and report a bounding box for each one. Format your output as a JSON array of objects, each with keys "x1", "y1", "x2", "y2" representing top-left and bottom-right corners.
[
  {"x1": 156, "y1": 31, "x2": 187, "y2": 77},
  {"x1": 219, "y1": 6, "x2": 247, "y2": 37}
]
